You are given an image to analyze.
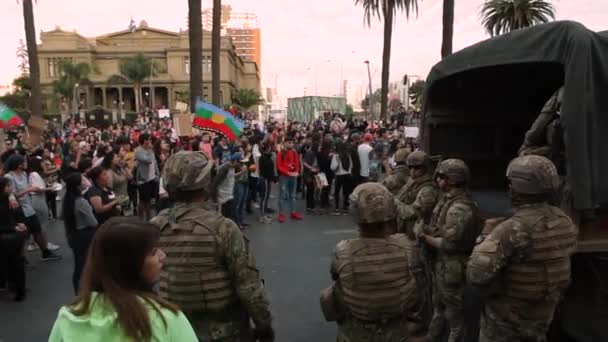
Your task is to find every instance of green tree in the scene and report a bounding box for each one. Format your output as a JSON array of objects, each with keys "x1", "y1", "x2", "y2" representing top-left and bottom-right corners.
[
  {"x1": 409, "y1": 79, "x2": 425, "y2": 109},
  {"x1": 119, "y1": 53, "x2": 154, "y2": 114},
  {"x1": 481, "y1": 0, "x2": 555, "y2": 37},
  {"x1": 51, "y1": 61, "x2": 91, "y2": 113},
  {"x1": 345, "y1": 104, "x2": 354, "y2": 117},
  {"x1": 441, "y1": 0, "x2": 454, "y2": 58},
  {"x1": 231, "y1": 88, "x2": 265, "y2": 111},
  {"x1": 188, "y1": 0, "x2": 202, "y2": 111},
  {"x1": 354, "y1": 0, "x2": 419, "y2": 120},
  {"x1": 211, "y1": 0, "x2": 222, "y2": 106},
  {"x1": 0, "y1": 75, "x2": 32, "y2": 115}
]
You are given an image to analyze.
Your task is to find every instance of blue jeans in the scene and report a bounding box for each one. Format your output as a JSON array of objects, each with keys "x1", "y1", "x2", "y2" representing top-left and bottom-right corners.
[
  {"x1": 233, "y1": 182, "x2": 249, "y2": 225},
  {"x1": 279, "y1": 175, "x2": 296, "y2": 214}
]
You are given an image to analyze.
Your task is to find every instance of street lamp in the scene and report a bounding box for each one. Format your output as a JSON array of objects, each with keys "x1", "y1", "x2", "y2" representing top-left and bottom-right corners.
[{"x1": 364, "y1": 61, "x2": 373, "y2": 120}]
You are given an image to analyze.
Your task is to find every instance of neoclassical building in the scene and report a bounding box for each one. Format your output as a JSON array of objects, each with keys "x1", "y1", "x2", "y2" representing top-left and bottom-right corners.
[{"x1": 38, "y1": 20, "x2": 260, "y2": 115}]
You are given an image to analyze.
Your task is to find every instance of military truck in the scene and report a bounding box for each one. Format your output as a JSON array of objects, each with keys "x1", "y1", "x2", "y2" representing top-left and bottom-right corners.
[{"x1": 421, "y1": 21, "x2": 608, "y2": 342}]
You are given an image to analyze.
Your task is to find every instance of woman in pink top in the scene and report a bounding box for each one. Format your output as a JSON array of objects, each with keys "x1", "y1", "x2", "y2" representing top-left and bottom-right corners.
[{"x1": 198, "y1": 133, "x2": 213, "y2": 160}]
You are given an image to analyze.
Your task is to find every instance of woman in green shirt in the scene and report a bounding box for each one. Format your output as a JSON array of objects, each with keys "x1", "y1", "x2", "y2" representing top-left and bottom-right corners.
[{"x1": 48, "y1": 217, "x2": 197, "y2": 342}]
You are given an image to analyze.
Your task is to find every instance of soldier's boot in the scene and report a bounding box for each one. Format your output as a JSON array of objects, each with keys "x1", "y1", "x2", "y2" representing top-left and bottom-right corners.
[
  {"x1": 426, "y1": 311, "x2": 445, "y2": 342},
  {"x1": 446, "y1": 308, "x2": 465, "y2": 342}
]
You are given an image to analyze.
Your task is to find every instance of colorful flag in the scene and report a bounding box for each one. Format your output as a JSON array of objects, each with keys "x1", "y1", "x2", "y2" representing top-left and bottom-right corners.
[
  {"x1": 0, "y1": 102, "x2": 24, "y2": 128},
  {"x1": 193, "y1": 100, "x2": 245, "y2": 141}
]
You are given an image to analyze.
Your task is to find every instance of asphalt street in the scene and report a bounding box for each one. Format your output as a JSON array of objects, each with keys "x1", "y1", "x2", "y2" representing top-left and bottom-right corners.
[{"x1": 0, "y1": 200, "x2": 351, "y2": 342}]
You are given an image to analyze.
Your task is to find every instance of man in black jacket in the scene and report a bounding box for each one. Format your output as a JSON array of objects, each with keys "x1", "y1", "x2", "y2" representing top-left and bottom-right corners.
[{"x1": 257, "y1": 142, "x2": 276, "y2": 223}]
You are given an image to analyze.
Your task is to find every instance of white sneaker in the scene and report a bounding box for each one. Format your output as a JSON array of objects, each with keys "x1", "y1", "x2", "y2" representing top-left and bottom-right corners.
[
  {"x1": 47, "y1": 242, "x2": 61, "y2": 251},
  {"x1": 27, "y1": 243, "x2": 39, "y2": 251}
]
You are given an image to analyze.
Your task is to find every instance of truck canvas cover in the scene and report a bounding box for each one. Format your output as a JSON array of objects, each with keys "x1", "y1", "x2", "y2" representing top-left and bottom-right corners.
[{"x1": 422, "y1": 21, "x2": 608, "y2": 210}]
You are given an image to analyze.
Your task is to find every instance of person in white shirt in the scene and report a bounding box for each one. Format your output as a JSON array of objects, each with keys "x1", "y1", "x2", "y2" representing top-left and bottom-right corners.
[{"x1": 357, "y1": 133, "x2": 374, "y2": 183}]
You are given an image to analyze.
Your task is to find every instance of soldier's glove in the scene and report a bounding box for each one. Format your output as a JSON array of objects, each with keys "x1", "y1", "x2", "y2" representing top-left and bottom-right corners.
[
  {"x1": 254, "y1": 326, "x2": 275, "y2": 342},
  {"x1": 412, "y1": 221, "x2": 425, "y2": 240}
]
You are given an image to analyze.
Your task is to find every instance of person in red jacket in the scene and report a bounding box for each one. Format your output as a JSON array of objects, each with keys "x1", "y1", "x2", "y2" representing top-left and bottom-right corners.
[{"x1": 276, "y1": 135, "x2": 302, "y2": 223}]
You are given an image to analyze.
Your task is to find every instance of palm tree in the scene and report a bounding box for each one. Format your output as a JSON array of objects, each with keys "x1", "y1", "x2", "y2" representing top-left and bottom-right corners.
[
  {"x1": 188, "y1": 0, "x2": 202, "y2": 111},
  {"x1": 232, "y1": 88, "x2": 265, "y2": 111},
  {"x1": 441, "y1": 0, "x2": 455, "y2": 58},
  {"x1": 21, "y1": 0, "x2": 44, "y2": 143},
  {"x1": 481, "y1": 0, "x2": 555, "y2": 37},
  {"x1": 211, "y1": 0, "x2": 222, "y2": 106},
  {"x1": 118, "y1": 53, "x2": 154, "y2": 114},
  {"x1": 51, "y1": 61, "x2": 91, "y2": 113},
  {"x1": 354, "y1": 0, "x2": 419, "y2": 120}
]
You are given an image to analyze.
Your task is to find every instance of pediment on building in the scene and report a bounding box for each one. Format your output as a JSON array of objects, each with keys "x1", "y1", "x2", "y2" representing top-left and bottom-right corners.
[{"x1": 98, "y1": 27, "x2": 179, "y2": 40}]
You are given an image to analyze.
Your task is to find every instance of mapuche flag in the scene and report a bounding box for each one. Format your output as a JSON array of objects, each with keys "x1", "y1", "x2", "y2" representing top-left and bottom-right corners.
[
  {"x1": 0, "y1": 102, "x2": 24, "y2": 128},
  {"x1": 193, "y1": 100, "x2": 244, "y2": 141}
]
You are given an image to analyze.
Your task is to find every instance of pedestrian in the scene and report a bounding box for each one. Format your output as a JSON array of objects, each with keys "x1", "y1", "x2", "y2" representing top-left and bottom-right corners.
[
  {"x1": 0, "y1": 176, "x2": 28, "y2": 301},
  {"x1": 302, "y1": 137, "x2": 320, "y2": 214},
  {"x1": 357, "y1": 133, "x2": 374, "y2": 183},
  {"x1": 415, "y1": 159, "x2": 481, "y2": 342},
  {"x1": 27, "y1": 153, "x2": 60, "y2": 252},
  {"x1": 258, "y1": 142, "x2": 276, "y2": 223},
  {"x1": 86, "y1": 166, "x2": 121, "y2": 226},
  {"x1": 41, "y1": 147, "x2": 59, "y2": 220},
  {"x1": 150, "y1": 151, "x2": 274, "y2": 341},
  {"x1": 233, "y1": 149, "x2": 250, "y2": 229},
  {"x1": 4, "y1": 154, "x2": 61, "y2": 261},
  {"x1": 135, "y1": 133, "x2": 160, "y2": 221},
  {"x1": 48, "y1": 217, "x2": 198, "y2": 342},
  {"x1": 276, "y1": 135, "x2": 302, "y2": 223},
  {"x1": 330, "y1": 141, "x2": 353, "y2": 214},
  {"x1": 318, "y1": 137, "x2": 335, "y2": 210},
  {"x1": 211, "y1": 152, "x2": 241, "y2": 221},
  {"x1": 321, "y1": 183, "x2": 416, "y2": 341},
  {"x1": 467, "y1": 155, "x2": 578, "y2": 342},
  {"x1": 61, "y1": 173, "x2": 98, "y2": 293}
]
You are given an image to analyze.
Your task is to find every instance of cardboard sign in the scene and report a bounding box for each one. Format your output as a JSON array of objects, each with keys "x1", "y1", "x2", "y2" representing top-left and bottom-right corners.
[
  {"x1": 158, "y1": 109, "x2": 170, "y2": 118},
  {"x1": 174, "y1": 113, "x2": 192, "y2": 137},
  {"x1": 404, "y1": 126, "x2": 419, "y2": 138}
]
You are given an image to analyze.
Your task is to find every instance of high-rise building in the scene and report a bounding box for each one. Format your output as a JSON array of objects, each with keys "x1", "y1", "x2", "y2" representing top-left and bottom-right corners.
[{"x1": 202, "y1": 6, "x2": 262, "y2": 71}]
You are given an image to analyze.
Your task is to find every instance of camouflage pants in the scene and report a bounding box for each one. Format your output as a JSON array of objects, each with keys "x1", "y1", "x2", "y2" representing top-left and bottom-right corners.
[
  {"x1": 427, "y1": 261, "x2": 466, "y2": 342},
  {"x1": 405, "y1": 240, "x2": 433, "y2": 325},
  {"x1": 337, "y1": 316, "x2": 410, "y2": 342},
  {"x1": 189, "y1": 315, "x2": 254, "y2": 342},
  {"x1": 479, "y1": 307, "x2": 548, "y2": 342}
]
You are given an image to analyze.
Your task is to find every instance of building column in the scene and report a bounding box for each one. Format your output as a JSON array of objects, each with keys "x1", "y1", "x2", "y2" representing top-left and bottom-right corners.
[
  {"x1": 167, "y1": 85, "x2": 174, "y2": 111},
  {"x1": 150, "y1": 86, "x2": 155, "y2": 109},
  {"x1": 118, "y1": 87, "x2": 124, "y2": 120},
  {"x1": 102, "y1": 87, "x2": 107, "y2": 109}
]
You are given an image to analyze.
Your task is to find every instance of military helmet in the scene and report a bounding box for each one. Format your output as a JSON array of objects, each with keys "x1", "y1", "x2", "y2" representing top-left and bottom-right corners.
[
  {"x1": 507, "y1": 155, "x2": 559, "y2": 194},
  {"x1": 406, "y1": 150, "x2": 430, "y2": 167},
  {"x1": 163, "y1": 151, "x2": 214, "y2": 195},
  {"x1": 394, "y1": 148, "x2": 411, "y2": 164},
  {"x1": 436, "y1": 158, "x2": 470, "y2": 184},
  {"x1": 348, "y1": 183, "x2": 396, "y2": 224}
]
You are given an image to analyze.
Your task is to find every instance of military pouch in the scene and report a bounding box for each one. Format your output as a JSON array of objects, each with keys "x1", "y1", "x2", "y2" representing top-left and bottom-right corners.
[
  {"x1": 320, "y1": 286, "x2": 339, "y2": 322},
  {"x1": 443, "y1": 259, "x2": 464, "y2": 285}
]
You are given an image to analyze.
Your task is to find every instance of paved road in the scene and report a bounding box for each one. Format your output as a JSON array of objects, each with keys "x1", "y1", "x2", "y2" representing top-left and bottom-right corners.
[{"x1": 0, "y1": 202, "x2": 352, "y2": 342}]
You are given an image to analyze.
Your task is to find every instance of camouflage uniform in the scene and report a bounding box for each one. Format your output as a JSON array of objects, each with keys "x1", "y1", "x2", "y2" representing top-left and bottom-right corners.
[
  {"x1": 382, "y1": 149, "x2": 411, "y2": 195},
  {"x1": 151, "y1": 151, "x2": 274, "y2": 342},
  {"x1": 393, "y1": 151, "x2": 439, "y2": 328},
  {"x1": 425, "y1": 159, "x2": 481, "y2": 342},
  {"x1": 321, "y1": 183, "x2": 417, "y2": 342},
  {"x1": 519, "y1": 86, "x2": 563, "y2": 158},
  {"x1": 467, "y1": 155, "x2": 578, "y2": 342}
]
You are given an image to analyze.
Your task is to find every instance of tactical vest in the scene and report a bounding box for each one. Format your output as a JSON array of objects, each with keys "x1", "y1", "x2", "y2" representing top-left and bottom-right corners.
[
  {"x1": 396, "y1": 176, "x2": 436, "y2": 230},
  {"x1": 335, "y1": 236, "x2": 416, "y2": 322},
  {"x1": 431, "y1": 191, "x2": 482, "y2": 255},
  {"x1": 153, "y1": 205, "x2": 237, "y2": 313},
  {"x1": 502, "y1": 205, "x2": 577, "y2": 321}
]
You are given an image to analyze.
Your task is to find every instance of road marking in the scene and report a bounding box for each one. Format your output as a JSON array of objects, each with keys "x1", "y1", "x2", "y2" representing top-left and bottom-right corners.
[{"x1": 323, "y1": 229, "x2": 356, "y2": 235}]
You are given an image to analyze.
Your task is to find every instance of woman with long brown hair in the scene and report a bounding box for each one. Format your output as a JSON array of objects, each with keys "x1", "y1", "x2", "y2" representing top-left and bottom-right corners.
[{"x1": 49, "y1": 217, "x2": 197, "y2": 341}]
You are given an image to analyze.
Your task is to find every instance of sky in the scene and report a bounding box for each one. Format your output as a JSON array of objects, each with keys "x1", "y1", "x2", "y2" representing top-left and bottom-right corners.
[{"x1": 0, "y1": 0, "x2": 606, "y2": 100}]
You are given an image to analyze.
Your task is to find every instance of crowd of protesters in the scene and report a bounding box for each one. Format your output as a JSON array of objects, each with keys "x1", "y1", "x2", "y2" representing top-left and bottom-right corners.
[{"x1": 0, "y1": 107, "x2": 418, "y2": 302}]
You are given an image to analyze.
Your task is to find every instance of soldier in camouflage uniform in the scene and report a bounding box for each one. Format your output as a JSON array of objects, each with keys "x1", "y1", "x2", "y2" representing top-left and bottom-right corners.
[
  {"x1": 150, "y1": 151, "x2": 275, "y2": 342},
  {"x1": 414, "y1": 159, "x2": 481, "y2": 342},
  {"x1": 320, "y1": 183, "x2": 417, "y2": 342},
  {"x1": 393, "y1": 150, "x2": 440, "y2": 330},
  {"x1": 467, "y1": 155, "x2": 578, "y2": 342},
  {"x1": 381, "y1": 148, "x2": 411, "y2": 195}
]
